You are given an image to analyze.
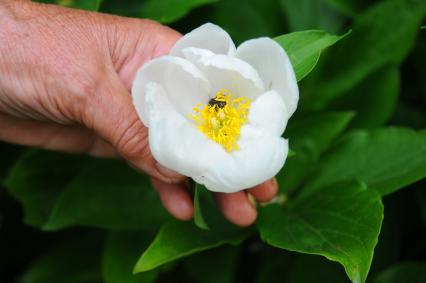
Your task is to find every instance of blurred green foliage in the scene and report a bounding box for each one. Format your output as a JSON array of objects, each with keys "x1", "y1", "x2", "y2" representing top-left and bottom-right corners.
[{"x1": 2, "y1": 0, "x2": 426, "y2": 282}]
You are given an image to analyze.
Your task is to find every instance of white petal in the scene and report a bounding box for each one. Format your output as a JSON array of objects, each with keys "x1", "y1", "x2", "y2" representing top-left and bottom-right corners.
[
  {"x1": 145, "y1": 83, "x2": 225, "y2": 177},
  {"x1": 181, "y1": 47, "x2": 215, "y2": 66},
  {"x1": 170, "y1": 23, "x2": 236, "y2": 57},
  {"x1": 248, "y1": 90, "x2": 288, "y2": 136},
  {"x1": 236, "y1": 38, "x2": 299, "y2": 117},
  {"x1": 132, "y1": 56, "x2": 210, "y2": 126},
  {"x1": 182, "y1": 48, "x2": 265, "y2": 99},
  {"x1": 147, "y1": 86, "x2": 287, "y2": 193},
  {"x1": 146, "y1": 84, "x2": 287, "y2": 193},
  {"x1": 194, "y1": 132, "x2": 288, "y2": 193},
  {"x1": 134, "y1": 82, "x2": 173, "y2": 127}
]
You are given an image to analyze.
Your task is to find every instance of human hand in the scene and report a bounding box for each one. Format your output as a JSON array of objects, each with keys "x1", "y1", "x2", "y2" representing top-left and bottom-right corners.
[{"x1": 0, "y1": 0, "x2": 278, "y2": 226}]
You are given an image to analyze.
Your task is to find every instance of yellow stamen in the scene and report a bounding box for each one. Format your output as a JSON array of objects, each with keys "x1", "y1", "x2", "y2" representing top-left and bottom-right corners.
[{"x1": 189, "y1": 89, "x2": 251, "y2": 152}]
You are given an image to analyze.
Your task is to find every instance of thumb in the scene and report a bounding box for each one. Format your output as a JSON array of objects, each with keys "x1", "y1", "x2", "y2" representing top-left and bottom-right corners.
[{"x1": 85, "y1": 73, "x2": 184, "y2": 183}]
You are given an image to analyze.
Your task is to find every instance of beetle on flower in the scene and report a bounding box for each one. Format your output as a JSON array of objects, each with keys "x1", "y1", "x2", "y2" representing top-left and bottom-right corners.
[{"x1": 132, "y1": 23, "x2": 299, "y2": 193}]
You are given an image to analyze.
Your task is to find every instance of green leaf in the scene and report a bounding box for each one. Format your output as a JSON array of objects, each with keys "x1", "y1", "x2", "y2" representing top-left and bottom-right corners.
[
  {"x1": 35, "y1": 0, "x2": 103, "y2": 11},
  {"x1": 99, "y1": 0, "x2": 141, "y2": 17},
  {"x1": 302, "y1": 127, "x2": 426, "y2": 197},
  {"x1": 4, "y1": 150, "x2": 91, "y2": 227},
  {"x1": 102, "y1": 231, "x2": 158, "y2": 283},
  {"x1": 193, "y1": 183, "x2": 239, "y2": 230},
  {"x1": 278, "y1": 111, "x2": 354, "y2": 193},
  {"x1": 22, "y1": 233, "x2": 103, "y2": 283},
  {"x1": 288, "y1": 149, "x2": 296, "y2": 157},
  {"x1": 5, "y1": 150, "x2": 170, "y2": 230},
  {"x1": 329, "y1": 66, "x2": 400, "y2": 129},
  {"x1": 286, "y1": 111, "x2": 355, "y2": 155},
  {"x1": 210, "y1": 0, "x2": 285, "y2": 44},
  {"x1": 141, "y1": 0, "x2": 218, "y2": 23},
  {"x1": 193, "y1": 183, "x2": 210, "y2": 230},
  {"x1": 324, "y1": 0, "x2": 369, "y2": 16},
  {"x1": 280, "y1": 0, "x2": 344, "y2": 33},
  {"x1": 274, "y1": 30, "x2": 349, "y2": 81},
  {"x1": 306, "y1": 0, "x2": 426, "y2": 109},
  {"x1": 100, "y1": 0, "x2": 217, "y2": 23},
  {"x1": 44, "y1": 159, "x2": 169, "y2": 230},
  {"x1": 184, "y1": 246, "x2": 240, "y2": 283},
  {"x1": 372, "y1": 262, "x2": 426, "y2": 283},
  {"x1": 134, "y1": 221, "x2": 248, "y2": 273},
  {"x1": 258, "y1": 180, "x2": 384, "y2": 283},
  {"x1": 0, "y1": 142, "x2": 23, "y2": 183}
]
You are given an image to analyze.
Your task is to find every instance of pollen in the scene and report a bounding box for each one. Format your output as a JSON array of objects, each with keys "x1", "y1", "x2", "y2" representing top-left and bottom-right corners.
[{"x1": 189, "y1": 89, "x2": 251, "y2": 152}]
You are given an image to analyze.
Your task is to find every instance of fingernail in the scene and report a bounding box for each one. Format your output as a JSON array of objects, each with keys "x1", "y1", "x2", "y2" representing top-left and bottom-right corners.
[{"x1": 155, "y1": 163, "x2": 183, "y2": 181}]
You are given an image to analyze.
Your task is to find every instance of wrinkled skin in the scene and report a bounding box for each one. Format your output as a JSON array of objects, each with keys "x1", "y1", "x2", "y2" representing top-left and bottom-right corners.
[{"x1": 0, "y1": 0, "x2": 278, "y2": 226}]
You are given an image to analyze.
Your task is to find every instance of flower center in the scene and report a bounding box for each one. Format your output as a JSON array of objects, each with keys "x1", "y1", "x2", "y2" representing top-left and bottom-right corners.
[{"x1": 189, "y1": 89, "x2": 251, "y2": 152}]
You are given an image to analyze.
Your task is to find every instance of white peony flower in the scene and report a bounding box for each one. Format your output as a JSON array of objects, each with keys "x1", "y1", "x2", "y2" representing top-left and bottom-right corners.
[{"x1": 131, "y1": 23, "x2": 298, "y2": 193}]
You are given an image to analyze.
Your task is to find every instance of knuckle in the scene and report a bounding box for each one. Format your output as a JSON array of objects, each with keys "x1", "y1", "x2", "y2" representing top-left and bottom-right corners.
[
  {"x1": 75, "y1": 75, "x2": 100, "y2": 101},
  {"x1": 71, "y1": 74, "x2": 103, "y2": 122},
  {"x1": 115, "y1": 118, "x2": 150, "y2": 159}
]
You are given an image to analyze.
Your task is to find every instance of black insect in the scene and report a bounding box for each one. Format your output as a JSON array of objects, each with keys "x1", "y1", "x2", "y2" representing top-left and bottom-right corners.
[{"x1": 208, "y1": 98, "x2": 227, "y2": 108}]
